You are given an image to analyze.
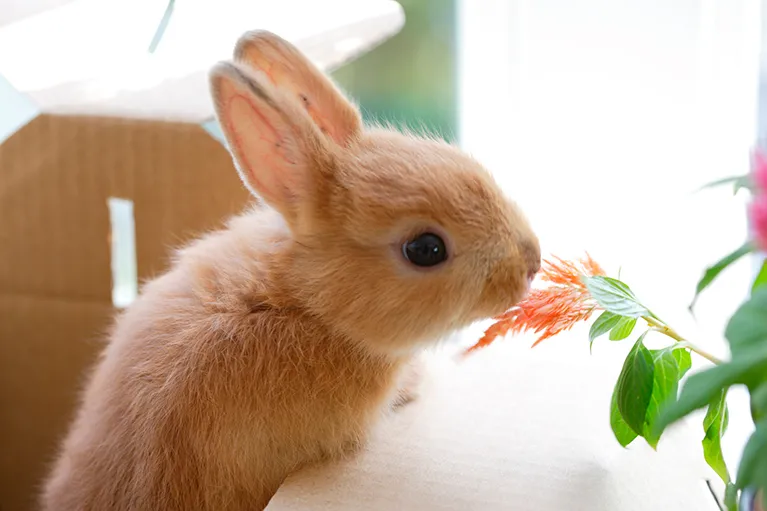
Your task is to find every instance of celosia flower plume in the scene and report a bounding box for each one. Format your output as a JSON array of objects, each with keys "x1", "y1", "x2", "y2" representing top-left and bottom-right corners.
[{"x1": 464, "y1": 254, "x2": 606, "y2": 355}]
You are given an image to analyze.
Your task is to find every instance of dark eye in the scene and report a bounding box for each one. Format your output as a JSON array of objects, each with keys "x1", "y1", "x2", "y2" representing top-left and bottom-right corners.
[{"x1": 402, "y1": 233, "x2": 448, "y2": 267}]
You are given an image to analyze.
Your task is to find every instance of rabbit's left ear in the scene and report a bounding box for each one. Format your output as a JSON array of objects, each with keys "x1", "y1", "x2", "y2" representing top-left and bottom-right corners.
[
  {"x1": 209, "y1": 61, "x2": 327, "y2": 223},
  {"x1": 234, "y1": 30, "x2": 362, "y2": 147}
]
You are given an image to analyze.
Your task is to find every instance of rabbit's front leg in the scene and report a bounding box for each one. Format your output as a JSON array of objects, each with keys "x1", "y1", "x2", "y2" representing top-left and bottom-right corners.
[{"x1": 391, "y1": 355, "x2": 424, "y2": 409}]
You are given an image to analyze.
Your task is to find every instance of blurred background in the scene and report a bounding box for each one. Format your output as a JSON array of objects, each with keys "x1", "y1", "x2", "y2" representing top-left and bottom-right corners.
[
  {"x1": 0, "y1": 0, "x2": 766, "y2": 509},
  {"x1": 338, "y1": 5, "x2": 765, "y2": 474},
  {"x1": 334, "y1": 0, "x2": 457, "y2": 139}
]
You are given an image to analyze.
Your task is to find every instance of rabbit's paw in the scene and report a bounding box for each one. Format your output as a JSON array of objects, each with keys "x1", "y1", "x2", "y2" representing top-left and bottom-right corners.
[{"x1": 391, "y1": 356, "x2": 424, "y2": 410}]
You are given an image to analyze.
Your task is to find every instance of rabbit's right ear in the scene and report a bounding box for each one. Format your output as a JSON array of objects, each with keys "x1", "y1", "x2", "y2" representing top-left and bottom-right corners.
[
  {"x1": 234, "y1": 30, "x2": 362, "y2": 147},
  {"x1": 209, "y1": 62, "x2": 326, "y2": 222}
]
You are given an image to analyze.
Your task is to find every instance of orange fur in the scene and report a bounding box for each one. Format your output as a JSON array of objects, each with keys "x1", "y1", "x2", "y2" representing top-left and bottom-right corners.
[{"x1": 41, "y1": 31, "x2": 540, "y2": 510}]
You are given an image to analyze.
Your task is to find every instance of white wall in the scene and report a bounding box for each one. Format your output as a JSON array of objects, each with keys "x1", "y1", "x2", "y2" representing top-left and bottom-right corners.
[
  {"x1": 0, "y1": 0, "x2": 74, "y2": 27},
  {"x1": 458, "y1": 0, "x2": 761, "y2": 478}
]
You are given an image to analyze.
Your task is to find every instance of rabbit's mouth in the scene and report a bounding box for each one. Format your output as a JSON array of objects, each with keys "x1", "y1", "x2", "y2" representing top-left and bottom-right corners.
[
  {"x1": 514, "y1": 271, "x2": 535, "y2": 304},
  {"x1": 522, "y1": 260, "x2": 540, "y2": 296},
  {"x1": 526, "y1": 272, "x2": 536, "y2": 291}
]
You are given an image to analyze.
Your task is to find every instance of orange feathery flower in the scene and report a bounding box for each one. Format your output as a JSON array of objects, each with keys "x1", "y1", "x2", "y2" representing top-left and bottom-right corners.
[{"x1": 464, "y1": 254, "x2": 606, "y2": 355}]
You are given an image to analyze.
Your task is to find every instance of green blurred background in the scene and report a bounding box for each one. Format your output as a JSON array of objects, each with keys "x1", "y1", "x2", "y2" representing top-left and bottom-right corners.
[{"x1": 332, "y1": 0, "x2": 457, "y2": 142}]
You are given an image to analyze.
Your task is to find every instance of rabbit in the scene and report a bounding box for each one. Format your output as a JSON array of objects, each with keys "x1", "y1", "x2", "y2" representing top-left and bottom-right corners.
[{"x1": 40, "y1": 30, "x2": 541, "y2": 511}]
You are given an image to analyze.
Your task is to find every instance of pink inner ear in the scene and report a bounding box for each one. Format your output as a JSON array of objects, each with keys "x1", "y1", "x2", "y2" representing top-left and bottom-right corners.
[
  {"x1": 297, "y1": 93, "x2": 337, "y2": 141},
  {"x1": 246, "y1": 61, "x2": 339, "y2": 143},
  {"x1": 223, "y1": 93, "x2": 299, "y2": 202}
]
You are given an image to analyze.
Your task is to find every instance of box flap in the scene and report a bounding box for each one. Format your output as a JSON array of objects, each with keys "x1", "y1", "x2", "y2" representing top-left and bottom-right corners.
[
  {"x1": 0, "y1": 0, "x2": 405, "y2": 122},
  {"x1": 0, "y1": 114, "x2": 249, "y2": 302}
]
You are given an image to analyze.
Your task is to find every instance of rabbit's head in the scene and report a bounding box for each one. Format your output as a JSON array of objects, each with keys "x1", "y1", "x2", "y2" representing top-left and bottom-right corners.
[{"x1": 210, "y1": 31, "x2": 540, "y2": 355}]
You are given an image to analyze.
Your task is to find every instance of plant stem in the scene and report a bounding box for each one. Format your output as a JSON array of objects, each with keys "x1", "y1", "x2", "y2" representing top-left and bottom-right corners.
[
  {"x1": 705, "y1": 480, "x2": 726, "y2": 511},
  {"x1": 643, "y1": 315, "x2": 724, "y2": 365}
]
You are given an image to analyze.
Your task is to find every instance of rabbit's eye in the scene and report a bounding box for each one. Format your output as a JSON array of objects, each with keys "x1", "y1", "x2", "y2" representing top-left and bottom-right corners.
[{"x1": 402, "y1": 233, "x2": 448, "y2": 267}]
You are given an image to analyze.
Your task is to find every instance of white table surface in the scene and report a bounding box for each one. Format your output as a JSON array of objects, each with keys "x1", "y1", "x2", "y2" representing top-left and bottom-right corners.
[{"x1": 266, "y1": 329, "x2": 722, "y2": 511}]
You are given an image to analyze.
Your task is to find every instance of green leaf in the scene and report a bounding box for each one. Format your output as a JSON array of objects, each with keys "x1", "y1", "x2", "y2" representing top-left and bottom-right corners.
[
  {"x1": 725, "y1": 287, "x2": 767, "y2": 356},
  {"x1": 610, "y1": 383, "x2": 638, "y2": 447},
  {"x1": 724, "y1": 483, "x2": 738, "y2": 511},
  {"x1": 733, "y1": 176, "x2": 752, "y2": 195},
  {"x1": 735, "y1": 419, "x2": 767, "y2": 498},
  {"x1": 690, "y1": 242, "x2": 754, "y2": 311},
  {"x1": 583, "y1": 276, "x2": 649, "y2": 318},
  {"x1": 753, "y1": 260, "x2": 767, "y2": 293},
  {"x1": 673, "y1": 348, "x2": 693, "y2": 379},
  {"x1": 750, "y1": 382, "x2": 767, "y2": 423},
  {"x1": 703, "y1": 388, "x2": 731, "y2": 484},
  {"x1": 616, "y1": 333, "x2": 655, "y2": 434},
  {"x1": 589, "y1": 311, "x2": 622, "y2": 348},
  {"x1": 697, "y1": 174, "x2": 752, "y2": 195},
  {"x1": 643, "y1": 349, "x2": 681, "y2": 449},
  {"x1": 654, "y1": 343, "x2": 767, "y2": 436},
  {"x1": 609, "y1": 317, "x2": 638, "y2": 341}
]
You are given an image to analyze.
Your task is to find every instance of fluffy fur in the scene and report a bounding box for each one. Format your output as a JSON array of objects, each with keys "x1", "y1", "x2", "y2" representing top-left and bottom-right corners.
[{"x1": 41, "y1": 31, "x2": 540, "y2": 511}]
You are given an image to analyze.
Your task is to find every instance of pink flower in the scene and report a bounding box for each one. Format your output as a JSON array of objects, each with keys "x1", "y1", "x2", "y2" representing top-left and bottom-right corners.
[
  {"x1": 751, "y1": 149, "x2": 767, "y2": 250},
  {"x1": 751, "y1": 197, "x2": 767, "y2": 251},
  {"x1": 754, "y1": 149, "x2": 767, "y2": 191}
]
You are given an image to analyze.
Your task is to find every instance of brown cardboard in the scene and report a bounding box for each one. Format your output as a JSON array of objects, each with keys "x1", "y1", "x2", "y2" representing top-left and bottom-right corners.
[
  {"x1": 0, "y1": 296, "x2": 113, "y2": 511},
  {"x1": 0, "y1": 114, "x2": 250, "y2": 510}
]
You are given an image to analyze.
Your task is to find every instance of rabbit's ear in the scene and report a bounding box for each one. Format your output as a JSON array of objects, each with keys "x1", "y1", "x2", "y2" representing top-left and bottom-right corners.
[
  {"x1": 234, "y1": 30, "x2": 362, "y2": 147},
  {"x1": 209, "y1": 61, "x2": 326, "y2": 218}
]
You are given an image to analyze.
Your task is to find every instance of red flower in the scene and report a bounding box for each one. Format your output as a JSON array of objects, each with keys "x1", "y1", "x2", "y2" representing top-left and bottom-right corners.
[{"x1": 464, "y1": 254, "x2": 606, "y2": 355}]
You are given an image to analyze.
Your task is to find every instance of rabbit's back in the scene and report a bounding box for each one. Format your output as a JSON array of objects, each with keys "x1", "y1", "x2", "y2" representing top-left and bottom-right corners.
[{"x1": 41, "y1": 212, "x2": 403, "y2": 511}]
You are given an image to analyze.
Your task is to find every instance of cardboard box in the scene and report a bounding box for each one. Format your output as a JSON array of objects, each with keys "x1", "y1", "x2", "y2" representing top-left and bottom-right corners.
[
  {"x1": 0, "y1": 114, "x2": 252, "y2": 511},
  {"x1": 0, "y1": 2, "x2": 404, "y2": 509}
]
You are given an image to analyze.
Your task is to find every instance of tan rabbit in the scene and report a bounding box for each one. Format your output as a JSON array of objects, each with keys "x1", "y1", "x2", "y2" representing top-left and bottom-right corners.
[{"x1": 40, "y1": 30, "x2": 541, "y2": 511}]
